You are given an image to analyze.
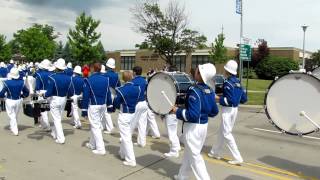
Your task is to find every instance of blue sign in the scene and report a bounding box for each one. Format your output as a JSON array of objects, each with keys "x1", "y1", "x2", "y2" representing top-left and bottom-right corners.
[{"x1": 236, "y1": 0, "x2": 242, "y2": 14}]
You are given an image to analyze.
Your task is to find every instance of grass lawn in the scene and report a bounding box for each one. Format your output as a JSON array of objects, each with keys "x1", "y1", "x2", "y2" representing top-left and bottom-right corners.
[{"x1": 242, "y1": 79, "x2": 272, "y2": 105}]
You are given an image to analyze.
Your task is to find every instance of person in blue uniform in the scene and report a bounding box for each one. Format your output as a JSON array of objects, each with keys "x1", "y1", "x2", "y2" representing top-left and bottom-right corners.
[
  {"x1": 34, "y1": 59, "x2": 52, "y2": 130},
  {"x1": 65, "y1": 62, "x2": 74, "y2": 76},
  {"x1": 7, "y1": 59, "x2": 15, "y2": 72},
  {"x1": 0, "y1": 67, "x2": 29, "y2": 136},
  {"x1": 112, "y1": 71, "x2": 140, "y2": 167},
  {"x1": 70, "y1": 66, "x2": 85, "y2": 129},
  {"x1": 171, "y1": 63, "x2": 219, "y2": 180},
  {"x1": 208, "y1": 60, "x2": 247, "y2": 165},
  {"x1": 0, "y1": 62, "x2": 8, "y2": 78},
  {"x1": 41, "y1": 58, "x2": 74, "y2": 144},
  {"x1": 101, "y1": 58, "x2": 121, "y2": 134},
  {"x1": 82, "y1": 63, "x2": 112, "y2": 155}
]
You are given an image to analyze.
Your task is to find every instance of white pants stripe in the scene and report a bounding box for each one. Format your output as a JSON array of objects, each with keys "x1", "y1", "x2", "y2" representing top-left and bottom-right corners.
[
  {"x1": 50, "y1": 96, "x2": 67, "y2": 143},
  {"x1": 131, "y1": 101, "x2": 148, "y2": 146},
  {"x1": 177, "y1": 123, "x2": 210, "y2": 180},
  {"x1": 165, "y1": 114, "x2": 180, "y2": 153},
  {"x1": 119, "y1": 112, "x2": 136, "y2": 163},
  {"x1": 5, "y1": 99, "x2": 22, "y2": 135},
  {"x1": 88, "y1": 105, "x2": 106, "y2": 152},
  {"x1": 210, "y1": 106, "x2": 243, "y2": 162}
]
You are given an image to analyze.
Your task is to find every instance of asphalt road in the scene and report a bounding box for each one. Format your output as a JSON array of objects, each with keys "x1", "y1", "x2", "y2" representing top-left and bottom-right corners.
[{"x1": 0, "y1": 106, "x2": 319, "y2": 180}]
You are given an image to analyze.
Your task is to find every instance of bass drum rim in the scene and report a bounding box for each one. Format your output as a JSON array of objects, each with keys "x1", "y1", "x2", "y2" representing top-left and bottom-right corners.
[{"x1": 264, "y1": 72, "x2": 320, "y2": 136}]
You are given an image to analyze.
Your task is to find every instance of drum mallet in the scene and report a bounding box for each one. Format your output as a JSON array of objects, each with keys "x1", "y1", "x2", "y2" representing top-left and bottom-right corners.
[
  {"x1": 161, "y1": 91, "x2": 174, "y2": 107},
  {"x1": 299, "y1": 111, "x2": 320, "y2": 129}
]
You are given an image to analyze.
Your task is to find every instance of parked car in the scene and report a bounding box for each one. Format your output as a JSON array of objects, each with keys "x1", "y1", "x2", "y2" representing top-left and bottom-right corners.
[{"x1": 214, "y1": 74, "x2": 225, "y2": 94}]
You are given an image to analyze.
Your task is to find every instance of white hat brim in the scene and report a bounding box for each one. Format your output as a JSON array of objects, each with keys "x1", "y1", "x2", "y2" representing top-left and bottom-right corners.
[{"x1": 224, "y1": 66, "x2": 237, "y2": 75}]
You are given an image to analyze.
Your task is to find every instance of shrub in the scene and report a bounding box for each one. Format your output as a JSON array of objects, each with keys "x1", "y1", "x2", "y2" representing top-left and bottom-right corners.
[
  {"x1": 243, "y1": 68, "x2": 258, "y2": 79},
  {"x1": 255, "y1": 56, "x2": 299, "y2": 80}
]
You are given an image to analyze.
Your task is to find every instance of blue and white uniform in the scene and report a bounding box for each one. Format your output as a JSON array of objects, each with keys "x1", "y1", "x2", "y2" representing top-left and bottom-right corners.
[
  {"x1": 0, "y1": 79, "x2": 29, "y2": 135},
  {"x1": 210, "y1": 75, "x2": 247, "y2": 163},
  {"x1": 113, "y1": 82, "x2": 140, "y2": 165},
  {"x1": 0, "y1": 67, "x2": 8, "y2": 78},
  {"x1": 175, "y1": 83, "x2": 219, "y2": 180},
  {"x1": 70, "y1": 74, "x2": 85, "y2": 128},
  {"x1": 65, "y1": 68, "x2": 73, "y2": 76},
  {"x1": 44, "y1": 71, "x2": 74, "y2": 144},
  {"x1": 7, "y1": 63, "x2": 14, "y2": 72},
  {"x1": 101, "y1": 69, "x2": 121, "y2": 133},
  {"x1": 34, "y1": 69, "x2": 51, "y2": 129},
  {"x1": 130, "y1": 75, "x2": 149, "y2": 147},
  {"x1": 82, "y1": 72, "x2": 112, "y2": 154}
]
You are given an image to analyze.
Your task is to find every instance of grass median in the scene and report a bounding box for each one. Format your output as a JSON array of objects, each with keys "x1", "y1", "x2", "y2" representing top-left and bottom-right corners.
[{"x1": 242, "y1": 79, "x2": 272, "y2": 105}]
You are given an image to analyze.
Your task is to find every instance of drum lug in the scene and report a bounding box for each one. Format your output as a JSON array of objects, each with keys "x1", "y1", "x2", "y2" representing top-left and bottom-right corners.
[{"x1": 297, "y1": 133, "x2": 303, "y2": 137}]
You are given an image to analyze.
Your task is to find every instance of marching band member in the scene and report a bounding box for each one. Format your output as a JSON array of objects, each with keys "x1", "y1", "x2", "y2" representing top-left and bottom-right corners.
[
  {"x1": 208, "y1": 60, "x2": 247, "y2": 165},
  {"x1": 130, "y1": 66, "x2": 148, "y2": 147},
  {"x1": 7, "y1": 59, "x2": 15, "y2": 72},
  {"x1": 82, "y1": 62, "x2": 112, "y2": 155},
  {"x1": 0, "y1": 62, "x2": 8, "y2": 78},
  {"x1": 112, "y1": 71, "x2": 140, "y2": 166},
  {"x1": 101, "y1": 58, "x2": 120, "y2": 134},
  {"x1": 0, "y1": 67, "x2": 29, "y2": 136},
  {"x1": 70, "y1": 66, "x2": 85, "y2": 129},
  {"x1": 34, "y1": 59, "x2": 52, "y2": 129},
  {"x1": 42, "y1": 58, "x2": 74, "y2": 144},
  {"x1": 65, "y1": 62, "x2": 73, "y2": 76},
  {"x1": 172, "y1": 63, "x2": 219, "y2": 180}
]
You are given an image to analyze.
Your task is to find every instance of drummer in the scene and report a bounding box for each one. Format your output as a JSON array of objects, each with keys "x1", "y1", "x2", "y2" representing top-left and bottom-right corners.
[
  {"x1": 208, "y1": 60, "x2": 247, "y2": 165},
  {"x1": 171, "y1": 63, "x2": 219, "y2": 180},
  {"x1": 0, "y1": 67, "x2": 29, "y2": 136}
]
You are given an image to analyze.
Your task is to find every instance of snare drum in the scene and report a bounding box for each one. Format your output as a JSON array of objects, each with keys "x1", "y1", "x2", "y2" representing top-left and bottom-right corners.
[
  {"x1": 23, "y1": 101, "x2": 34, "y2": 118},
  {"x1": 147, "y1": 72, "x2": 194, "y2": 115},
  {"x1": 265, "y1": 73, "x2": 320, "y2": 135}
]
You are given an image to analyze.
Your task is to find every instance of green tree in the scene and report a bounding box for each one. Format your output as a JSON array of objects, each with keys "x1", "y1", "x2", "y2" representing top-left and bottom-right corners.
[
  {"x1": 132, "y1": 0, "x2": 207, "y2": 66},
  {"x1": 68, "y1": 12, "x2": 102, "y2": 65},
  {"x1": 96, "y1": 41, "x2": 106, "y2": 61},
  {"x1": 0, "y1": 35, "x2": 12, "y2": 61},
  {"x1": 13, "y1": 24, "x2": 57, "y2": 61},
  {"x1": 62, "y1": 42, "x2": 74, "y2": 63},
  {"x1": 311, "y1": 50, "x2": 320, "y2": 67},
  {"x1": 54, "y1": 41, "x2": 64, "y2": 59},
  {"x1": 209, "y1": 33, "x2": 228, "y2": 64}
]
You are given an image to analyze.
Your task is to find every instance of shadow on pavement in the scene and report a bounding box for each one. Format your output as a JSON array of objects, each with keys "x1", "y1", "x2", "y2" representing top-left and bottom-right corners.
[
  {"x1": 225, "y1": 175, "x2": 253, "y2": 180},
  {"x1": 149, "y1": 140, "x2": 169, "y2": 154},
  {"x1": 27, "y1": 129, "x2": 74, "y2": 140},
  {"x1": 258, "y1": 155, "x2": 320, "y2": 178},
  {"x1": 4, "y1": 125, "x2": 33, "y2": 132}
]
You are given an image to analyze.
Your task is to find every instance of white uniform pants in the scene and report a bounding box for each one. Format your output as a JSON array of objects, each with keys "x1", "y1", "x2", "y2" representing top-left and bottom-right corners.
[
  {"x1": 88, "y1": 105, "x2": 106, "y2": 152},
  {"x1": 164, "y1": 114, "x2": 180, "y2": 153},
  {"x1": 71, "y1": 95, "x2": 81, "y2": 127},
  {"x1": 177, "y1": 123, "x2": 210, "y2": 180},
  {"x1": 131, "y1": 101, "x2": 148, "y2": 146},
  {"x1": 147, "y1": 108, "x2": 160, "y2": 137},
  {"x1": 118, "y1": 112, "x2": 136, "y2": 163},
  {"x1": 210, "y1": 107, "x2": 243, "y2": 162},
  {"x1": 5, "y1": 99, "x2": 22, "y2": 135},
  {"x1": 37, "y1": 91, "x2": 50, "y2": 129},
  {"x1": 50, "y1": 96, "x2": 67, "y2": 143},
  {"x1": 101, "y1": 93, "x2": 114, "y2": 132}
]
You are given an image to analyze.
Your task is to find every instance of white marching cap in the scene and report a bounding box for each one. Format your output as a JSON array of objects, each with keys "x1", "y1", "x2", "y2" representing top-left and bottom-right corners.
[
  {"x1": 106, "y1": 58, "x2": 115, "y2": 69},
  {"x1": 39, "y1": 59, "x2": 52, "y2": 70},
  {"x1": 198, "y1": 63, "x2": 216, "y2": 90},
  {"x1": 73, "y1": 65, "x2": 82, "y2": 75},
  {"x1": 8, "y1": 67, "x2": 20, "y2": 79},
  {"x1": 55, "y1": 58, "x2": 67, "y2": 70},
  {"x1": 67, "y1": 62, "x2": 72, "y2": 69},
  {"x1": 224, "y1": 60, "x2": 238, "y2": 75}
]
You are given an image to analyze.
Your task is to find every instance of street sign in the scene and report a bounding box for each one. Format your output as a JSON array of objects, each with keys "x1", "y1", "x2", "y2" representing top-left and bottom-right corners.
[{"x1": 240, "y1": 44, "x2": 251, "y2": 61}]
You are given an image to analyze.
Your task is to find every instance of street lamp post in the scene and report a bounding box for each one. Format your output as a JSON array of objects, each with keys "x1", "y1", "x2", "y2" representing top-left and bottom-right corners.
[{"x1": 302, "y1": 25, "x2": 308, "y2": 70}]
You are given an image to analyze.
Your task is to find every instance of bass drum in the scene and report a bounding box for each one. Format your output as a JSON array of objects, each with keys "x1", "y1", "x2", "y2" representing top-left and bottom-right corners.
[
  {"x1": 312, "y1": 67, "x2": 320, "y2": 79},
  {"x1": 147, "y1": 72, "x2": 194, "y2": 115},
  {"x1": 265, "y1": 73, "x2": 320, "y2": 135}
]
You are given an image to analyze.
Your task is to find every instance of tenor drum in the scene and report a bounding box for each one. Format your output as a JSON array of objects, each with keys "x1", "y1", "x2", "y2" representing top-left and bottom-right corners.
[
  {"x1": 265, "y1": 73, "x2": 320, "y2": 135},
  {"x1": 147, "y1": 72, "x2": 194, "y2": 115}
]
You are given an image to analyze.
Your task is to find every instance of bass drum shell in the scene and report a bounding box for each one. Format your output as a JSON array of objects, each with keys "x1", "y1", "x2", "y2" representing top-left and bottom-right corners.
[
  {"x1": 312, "y1": 67, "x2": 320, "y2": 79},
  {"x1": 147, "y1": 72, "x2": 194, "y2": 115},
  {"x1": 264, "y1": 73, "x2": 320, "y2": 135}
]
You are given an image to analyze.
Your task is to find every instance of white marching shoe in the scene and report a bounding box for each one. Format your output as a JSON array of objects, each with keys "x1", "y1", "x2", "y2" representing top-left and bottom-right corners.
[
  {"x1": 207, "y1": 152, "x2": 221, "y2": 160},
  {"x1": 123, "y1": 161, "x2": 136, "y2": 167},
  {"x1": 228, "y1": 160, "x2": 243, "y2": 165},
  {"x1": 85, "y1": 143, "x2": 95, "y2": 150},
  {"x1": 164, "y1": 151, "x2": 179, "y2": 158},
  {"x1": 92, "y1": 150, "x2": 106, "y2": 155}
]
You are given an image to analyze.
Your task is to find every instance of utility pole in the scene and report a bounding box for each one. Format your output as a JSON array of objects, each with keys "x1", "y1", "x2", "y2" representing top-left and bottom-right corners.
[{"x1": 302, "y1": 25, "x2": 308, "y2": 70}]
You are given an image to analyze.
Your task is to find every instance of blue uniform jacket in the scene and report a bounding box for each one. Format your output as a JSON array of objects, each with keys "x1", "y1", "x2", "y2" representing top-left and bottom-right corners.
[
  {"x1": 103, "y1": 70, "x2": 121, "y2": 89},
  {"x1": 176, "y1": 83, "x2": 219, "y2": 124},
  {"x1": 0, "y1": 67, "x2": 8, "y2": 78},
  {"x1": 44, "y1": 72, "x2": 74, "y2": 98},
  {"x1": 65, "y1": 68, "x2": 73, "y2": 76},
  {"x1": 131, "y1": 76, "x2": 147, "y2": 102},
  {"x1": 18, "y1": 70, "x2": 26, "y2": 80},
  {"x1": 81, "y1": 73, "x2": 112, "y2": 109},
  {"x1": 113, "y1": 82, "x2": 141, "y2": 114},
  {"x1": 71, "y1": 74, "x2": 85, "y2": 96},
  {"x1": 0, "y1": 79, "x2": 29, "y2": 100},
  {"x1": 219, "y1": 75, "x2": 247, "y2": 107},
  {"x1": 7, "y1": 64, "x2": 14, "y2": 72},
  {"x1": 34, "y1": 69, "x2": 51, "y2": 91}
]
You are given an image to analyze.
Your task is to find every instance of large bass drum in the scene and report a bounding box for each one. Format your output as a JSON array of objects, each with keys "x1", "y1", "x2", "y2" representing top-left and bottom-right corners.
[
  {"x1": 147, "y1": 72, "x2": 194, "y2": 115},
  {"x1": 265, "y1": 73, "x2": 320, "y2": 135},
  {"x1": 312, "y1": 67, "x2": 320, "y2": 79}
]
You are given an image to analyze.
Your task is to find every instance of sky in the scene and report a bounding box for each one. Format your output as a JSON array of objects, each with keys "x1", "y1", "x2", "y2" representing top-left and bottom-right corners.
[{"x1": 0, "y1": 0, "x2": 319, "y2": 51}]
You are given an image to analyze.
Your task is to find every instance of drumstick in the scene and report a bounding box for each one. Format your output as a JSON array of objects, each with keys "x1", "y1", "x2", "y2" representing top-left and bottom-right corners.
[
  {"x1": 299, "y1": 111, "x2": 320, "y2": 129},
  {"x1": 161, "y1": 91, "x2": 174, "y2": 107}
]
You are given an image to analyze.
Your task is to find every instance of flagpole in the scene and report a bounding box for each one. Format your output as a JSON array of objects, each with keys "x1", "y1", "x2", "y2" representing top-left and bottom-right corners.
[{"x1": 239, "y1": 0, "x2": 243, "y2": 83}]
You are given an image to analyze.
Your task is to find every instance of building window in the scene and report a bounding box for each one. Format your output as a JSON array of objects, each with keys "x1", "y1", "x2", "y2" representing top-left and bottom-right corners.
[
  {"x1": 191, "y1": 55, "x2": 210, "y2": 69},
  {"x1": 172, "y1": 55, "x2": 186, "y2": 72},
  {"x1": 121, "y1": 56, "x2": 135, "y2": 70}
]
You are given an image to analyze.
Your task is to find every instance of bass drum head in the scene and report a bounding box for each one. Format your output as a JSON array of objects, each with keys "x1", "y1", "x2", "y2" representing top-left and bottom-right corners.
[
  {"x1": 312, "y1": 67, "x2": 320, "y2": 79},
  {"x1": 147, "y1": 72, "x2": 177, "y2": 115},
  {"x1": 265, "y1": 73, "x2": 320, "y2": 135}
]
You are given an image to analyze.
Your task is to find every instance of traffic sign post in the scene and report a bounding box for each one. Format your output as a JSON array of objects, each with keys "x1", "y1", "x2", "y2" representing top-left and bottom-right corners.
[{"x1": 239, "y1": 43, "x2": 251, "y2": 95}]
